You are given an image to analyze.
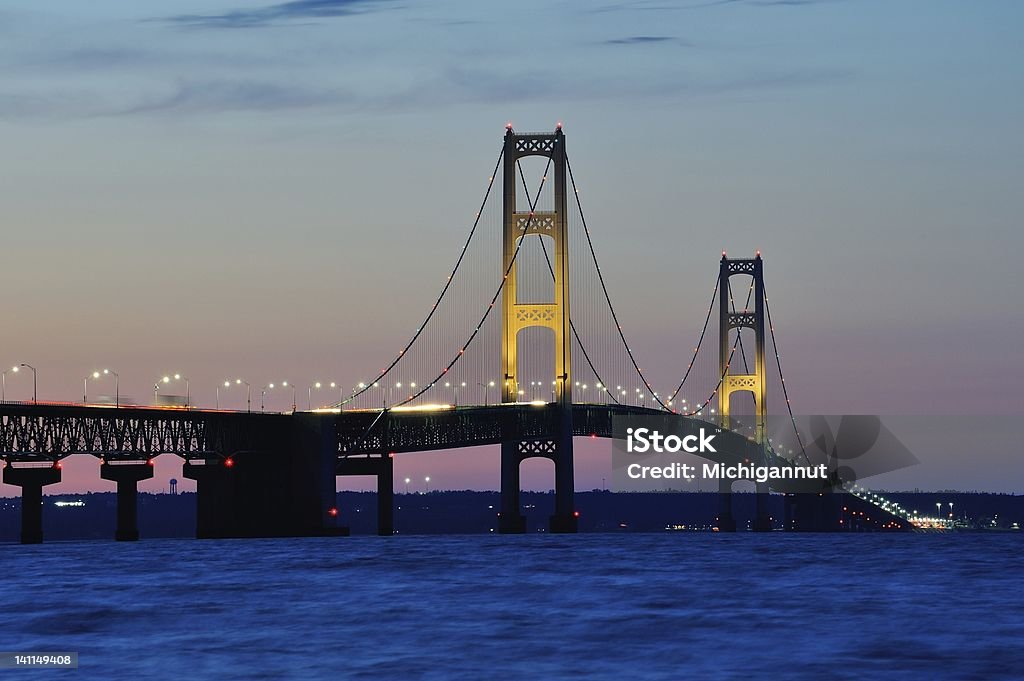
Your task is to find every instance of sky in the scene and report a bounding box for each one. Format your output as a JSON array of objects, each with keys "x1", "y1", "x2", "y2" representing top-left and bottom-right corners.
[{"x1": 1, "y1": 0, "x2": 1022, "y2": 493}]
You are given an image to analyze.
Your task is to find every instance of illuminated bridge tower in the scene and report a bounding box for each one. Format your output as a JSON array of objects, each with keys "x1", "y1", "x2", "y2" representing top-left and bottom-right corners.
[
  {"x1": 499, "y1": 126, "x2": 576, "y2": 534},
  {"x1": 717, "y1": 253, "x2": 772, "y2": 532}
]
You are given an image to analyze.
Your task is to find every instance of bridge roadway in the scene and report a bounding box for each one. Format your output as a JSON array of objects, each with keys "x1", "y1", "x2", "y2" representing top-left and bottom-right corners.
[
  {"x1": 0, "y1": 400, "x2": 778, "y2": 466},
  {"x1": 0, "y1": 401, "x2": 851, "y2": 542}
]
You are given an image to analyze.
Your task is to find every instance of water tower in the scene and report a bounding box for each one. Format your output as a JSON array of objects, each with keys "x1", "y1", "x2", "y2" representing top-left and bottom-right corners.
[{"x1": 169, "y1": 478, "x2": 177, "y2": 495}]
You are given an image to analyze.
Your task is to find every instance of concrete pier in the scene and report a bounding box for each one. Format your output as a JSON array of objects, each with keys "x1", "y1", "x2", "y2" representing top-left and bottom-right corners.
[
  {"x1": 100, "y1": 462, "x2": 154, "y2": 541},
  {"x1": 3, "y1": 464, "x2": 61, "y2": 544},
  {"x1": 498, "y1": 442, "x2": 526, "y2": 534},
  {"x1": 336, "y1": 455, "x2": 393, "y2": 535}
]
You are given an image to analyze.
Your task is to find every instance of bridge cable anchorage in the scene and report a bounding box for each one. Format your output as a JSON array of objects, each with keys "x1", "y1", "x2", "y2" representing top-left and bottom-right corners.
[
  {"x1": 332, "y1": 146, "x2": 505, "y2": 408},
  {"x1": 566, "y1": 155, "x2": 671, "y2": 412},
  {"x1": 667, "y1": 277, "x2": 719, "y2": 407},
  {"x1": 516, "y1": 160, "x2": 621, "y2": 406},
  {"x1": 763, "y1": 283, "x2": 810, "y2": 465},
  {"x1": 390, "y1": 134, "x2": 558, "y2": 409}
]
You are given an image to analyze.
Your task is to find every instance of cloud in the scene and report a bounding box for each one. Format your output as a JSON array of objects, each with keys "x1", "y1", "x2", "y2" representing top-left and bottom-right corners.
[
  {"x1": 162, "y1": 0, "x2": 397, "y2": 29},
  {"x1": 0, "y1": 79, "x2": 352, "y2": 120},
  {"x1": 604, "y1": 36, "x2": 679, "y2": 45},
  {"x1": 114, "y1": 79, "x2": 352, "y2": 115},
  {"x1": 591, "y1": 0, "x2": 839, "y2": 11}
]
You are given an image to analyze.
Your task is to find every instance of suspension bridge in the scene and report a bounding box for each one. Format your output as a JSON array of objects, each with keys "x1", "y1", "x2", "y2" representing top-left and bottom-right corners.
[{"x1": 0, "y1": 125, "x2": 910, "y2": 543}]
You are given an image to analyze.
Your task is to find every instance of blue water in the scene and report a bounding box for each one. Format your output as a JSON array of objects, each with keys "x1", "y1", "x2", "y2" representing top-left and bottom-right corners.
[{"x1": 2, "y1": 534, "x2": 1022, "y2": 680}]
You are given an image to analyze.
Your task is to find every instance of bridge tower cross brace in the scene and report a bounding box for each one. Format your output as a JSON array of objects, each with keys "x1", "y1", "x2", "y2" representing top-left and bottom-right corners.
[
  {"x1": 717, "y1": 253, "x2": 771, "y2": 531},
  {"x1": 499, "y1": 127, "x2": 575, "y2": 534}
]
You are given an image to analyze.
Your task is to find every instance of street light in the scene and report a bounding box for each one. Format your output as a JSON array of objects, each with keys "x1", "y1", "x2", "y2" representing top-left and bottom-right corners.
[
  {"x1": 261, "y1": 382, "x2": 295, "y2": 413},
  {"x1": 1, "y1": 367, "x2": 13, "y2": 402},
  {"x1": 425, "y1": 476, "x2": 431, "y2": 493},
  {"x1": 478, "y1": 381, "x2": 495, "y2": 406},
  {"x1": 87, "y1": 369, "x2": 119, "y2": 408},
  {"x1": 3, "y1": 364, "x2": 36, "y2": 403},
  {"x1": 155, "y1": 373, "x2": 190, "y2": 409},
  {"x1": 404, "y1": 477, "x2": 411, "y2": 494},
  {"x1": 309, "y1": 381, "x2": 323, "y2": 410},
  {"x1": 224, "y1": 379, "x2": 252, "y2": 413}
]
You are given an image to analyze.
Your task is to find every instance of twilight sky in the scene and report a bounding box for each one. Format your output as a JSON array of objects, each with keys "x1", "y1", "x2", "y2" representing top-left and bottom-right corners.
[{"x1": 1, "y1": 0, "x2": 1022, "y2": 493}]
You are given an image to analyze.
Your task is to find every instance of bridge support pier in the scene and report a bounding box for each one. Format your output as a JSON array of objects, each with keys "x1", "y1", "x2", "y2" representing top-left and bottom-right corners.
[
  {"x1": 336, "y1": 456, "x2": 393, "y2": 536},
  {"x1": 754, "y1": 481, "x2": 773, "y2": 532},
  {"x1": 377, "y1": 458, "x2": 394, "y2": 536},
  {"x1": 101, "y1": 463, "x2": 154, "y2": 541},
  {"x1": 499, "y1": 443, "x2": 526, "y2": 533},
  {"x1": 549, "y1": 442, "x2": 577, "y2": 534},
  {"x1": 3, "y1": 465, "x2": 61, "y2": 544},
  {"x1": 183, "y1": 461, "x2": 236, "y2": 539},
  {"x1": 500, "y1": 436, "x2": 577, "y2": 534},
  {"x1": 784, "y1": 492, "x2": 839, "y2": 531},
  {"x1": 717, "y1": 477, "x2": 737, "y2": 532}
]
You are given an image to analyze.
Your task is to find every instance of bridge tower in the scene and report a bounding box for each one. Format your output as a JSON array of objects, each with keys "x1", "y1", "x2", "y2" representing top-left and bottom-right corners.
[
  {"x1": 717, "y1": 253, "x2": 772, "y2": 532},
  {"x1": 499, "y1": 126, "x2": 575, "y2": 533}
]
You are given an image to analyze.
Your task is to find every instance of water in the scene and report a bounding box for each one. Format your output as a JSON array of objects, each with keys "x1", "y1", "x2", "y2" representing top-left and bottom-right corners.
[{"x1": 1, "y1": 534, "x2": 1022, "y2": 680}]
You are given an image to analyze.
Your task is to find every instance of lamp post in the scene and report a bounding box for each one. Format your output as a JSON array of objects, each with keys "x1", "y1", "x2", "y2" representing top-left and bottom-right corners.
[
  {"x1": 404, "y1": 477, "x2": 410, "y2": 494},
  {"x1": 11, "y1": 364, "x2": 37, "y2": 404},
  {"x1": 2, "y1": 365, "x2": 34, "y2": 403},
  {"x1": 308, "y1": 381, "x2": 323, "y2": 410},
  {"x1": 425, "y1": 476, "x2": 431, "y2": 493},
  {"x1": 155, "y1": 373, "x2": 189, "y2": 409},
  {"x1": 89, "y1": 369, "x2": 119, "y2": 408},
  {"x1": 477, "y1": 381, "x2": 495, "y2": 406},
  {"x1": 261, "y1": 383, "x2": 273, "y2": 413},
  {"x1": 261, "y1": 382, "x2": 295, "y2": 413},
  {"x1": 227, "y1": 379, "x2": 251, "y2": 413}
]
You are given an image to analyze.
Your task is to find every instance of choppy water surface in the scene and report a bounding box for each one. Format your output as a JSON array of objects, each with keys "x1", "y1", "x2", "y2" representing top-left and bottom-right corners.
[{"x1": 2, "y1": 534, "x2": 1022, "y2": 680}]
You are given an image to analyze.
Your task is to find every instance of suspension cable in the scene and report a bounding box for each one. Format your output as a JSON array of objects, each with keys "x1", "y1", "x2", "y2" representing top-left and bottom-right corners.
[
  {"x1": 680, "y1": 328, "x2": 744, "y2": 416},
  {"x1": 333, "y1": 147, "x2": 505, "y2": 407},
  {"x1": 667, "y1": 278, "x2": 718, "y2": 405},
  {"x1": 516, "y1": 160, "x2": 621, "y2": 406},
  {"x1": 566, "y1": 155, "x2": 670, "y2": 412},
  {"x1": 764, "y1": 283, "x2": 810, "y2": 464},
  {"x1": 392, "y1": 141, "x2": 556, "y2": 407}
]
